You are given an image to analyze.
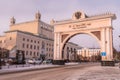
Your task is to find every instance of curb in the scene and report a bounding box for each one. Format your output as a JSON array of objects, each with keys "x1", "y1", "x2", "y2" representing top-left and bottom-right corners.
[
  {"x1": 0, "y1": 65, "x2": 63, "y2": 75},
  {"x1": 0, "y1": 63, "x2": 81, "y2": 75}
]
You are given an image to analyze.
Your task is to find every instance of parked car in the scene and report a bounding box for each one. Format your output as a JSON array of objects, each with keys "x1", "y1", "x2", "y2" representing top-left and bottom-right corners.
[
  {"x1": 27, "y1": 59, "x2": 42, "y2": 64},
  {"x1": 27, "y1": 59, "x2": 34, "y2": 64},
  {"x1": 42, "y1": 59, "x2": 52, "y2": 64}
]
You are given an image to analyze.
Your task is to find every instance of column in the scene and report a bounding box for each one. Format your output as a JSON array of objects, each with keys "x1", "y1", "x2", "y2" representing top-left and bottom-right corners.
[
  {"x1": 101, "y1": 28, "x2": 106, "y2": 60},
  {"x1": 54, "y1": 32, "x2": 62, "y2": 60},
  {"x1": 106, "y1": 27, "x2": 113, "y2": 61},
  {"x1": 54, "y1": 33, "x2": 57, "y2": 60},
  {"x1": 53, "y1": 32, "x2": 65, "y2": 65},
  {"x1": 110, "y1": 28, "x2": 113, "y2": 60}
]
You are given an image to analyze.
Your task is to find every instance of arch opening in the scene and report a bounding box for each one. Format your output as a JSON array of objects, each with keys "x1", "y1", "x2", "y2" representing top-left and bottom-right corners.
[{"x1": 62, "y1": 33, "x2": 101, "y2": 62}]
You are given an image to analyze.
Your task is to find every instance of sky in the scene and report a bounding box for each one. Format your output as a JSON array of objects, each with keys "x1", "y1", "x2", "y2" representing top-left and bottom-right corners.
[{"x1": 0, "y1": 0, "x2": 120, "y2": 51}]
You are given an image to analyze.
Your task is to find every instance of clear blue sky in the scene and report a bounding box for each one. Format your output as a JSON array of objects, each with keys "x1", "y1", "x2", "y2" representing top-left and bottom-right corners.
[{"x1": 0, "y1": 0, "x2": 120, "y2": 51}]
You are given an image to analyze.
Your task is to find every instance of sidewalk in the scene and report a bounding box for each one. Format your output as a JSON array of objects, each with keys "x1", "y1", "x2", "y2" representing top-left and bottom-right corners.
[
  {"x1": 0, "y1": 62, "x2": 80, "y2": 75},
  {"x1": 0, "y1": 64, "x2": 61, "y2": 75}
]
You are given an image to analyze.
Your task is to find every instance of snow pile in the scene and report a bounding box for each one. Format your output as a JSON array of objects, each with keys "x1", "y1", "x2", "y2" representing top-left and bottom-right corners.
[{"x1": 65, "y1": 65, "x2": 120, "y2": 80}]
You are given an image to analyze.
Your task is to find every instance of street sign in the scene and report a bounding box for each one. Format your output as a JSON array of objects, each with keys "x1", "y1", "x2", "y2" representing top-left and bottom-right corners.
[{"x1": 101, "y1": 52, "x2": 106, "y2": 56}]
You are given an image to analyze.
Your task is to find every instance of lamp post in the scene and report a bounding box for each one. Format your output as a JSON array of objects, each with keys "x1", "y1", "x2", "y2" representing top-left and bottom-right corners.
[
  {"x1": 119, "y1": 35, "x2": 120, "y2": 48},
  {"x1": 0, "y1": 48, "x2": 2, "y2": 69},
  {"x1": 118, "y1": 35, "x2": 120, "y2": 68},
  {"x1": 0, "y1": 53, "x2": 1, "y2": 69}
]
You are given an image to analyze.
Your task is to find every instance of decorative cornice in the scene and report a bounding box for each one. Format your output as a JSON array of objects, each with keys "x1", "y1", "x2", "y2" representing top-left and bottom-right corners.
[
  {"x1": 5, "y1": 30, "x2": 54, "y2": 41},
  {"x1": 53, "y1": 13, "x2": 116, "y2": 25},
  {"x1": 10, "y1": 20, "x2": 38, "y2": 26}
]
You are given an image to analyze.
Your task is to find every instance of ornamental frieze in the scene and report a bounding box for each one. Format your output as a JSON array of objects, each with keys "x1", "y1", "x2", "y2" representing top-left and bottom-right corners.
[{"x1": 69, "y1": 23, "x2": 91, "y2": 29}]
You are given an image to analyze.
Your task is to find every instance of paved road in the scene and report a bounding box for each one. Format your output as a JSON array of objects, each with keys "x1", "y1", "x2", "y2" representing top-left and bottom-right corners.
[{"x1": 0, "y1": 63, "x2": 99, "y2": 80}]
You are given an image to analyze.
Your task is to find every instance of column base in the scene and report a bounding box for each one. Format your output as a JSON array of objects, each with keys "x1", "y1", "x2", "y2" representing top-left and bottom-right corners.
[
  {"x1": 52, "y1": 60, "x2": 65, "y2": 65},
  {"x1": 101, "y1": 61, "x2": 115, "y2": 66}
]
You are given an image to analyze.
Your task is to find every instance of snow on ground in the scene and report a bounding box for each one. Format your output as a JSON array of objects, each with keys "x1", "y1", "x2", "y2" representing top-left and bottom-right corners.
[
  {"x1": 0, "y1": 63, "x2": 120, "y2": 80},
  {"x1": 65, "y1": 62, "x2": 79, "y2": 65},
  {"x1": 66, "y1": 64, "x2": 120, "y2": 80},
  {"x1": 0, "y1": 62, "x2": 79, "y2": 74},
  {"x1": 0, "y1": 64, "x2": 60, "y2": 74}
]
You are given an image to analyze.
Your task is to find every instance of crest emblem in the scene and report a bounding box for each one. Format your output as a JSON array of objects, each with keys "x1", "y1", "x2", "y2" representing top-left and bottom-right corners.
[{"x1": 75, "y1": 12, "x2": 81, "y2": 19}]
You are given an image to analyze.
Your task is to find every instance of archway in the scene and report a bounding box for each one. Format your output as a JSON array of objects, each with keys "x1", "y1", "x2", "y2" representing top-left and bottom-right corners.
[
  {"x1": 63, "y1": 33, "x2": 101, "y2": 62},
  {"x1": 52, "y1": 11, "x2": 116, "y2": 65}
]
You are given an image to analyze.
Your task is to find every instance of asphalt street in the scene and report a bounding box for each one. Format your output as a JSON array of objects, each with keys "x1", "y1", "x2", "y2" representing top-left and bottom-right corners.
[{"x1": 0, "y1": 63, "x2": 100, "y2": 80}]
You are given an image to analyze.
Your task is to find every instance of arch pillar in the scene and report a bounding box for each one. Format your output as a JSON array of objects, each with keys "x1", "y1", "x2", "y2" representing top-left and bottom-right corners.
[
  {"x1": 101, "y1": 27, "x2": 113, "y2": 61},
  {"x1": 53, "y1": 32, "x2": 65, "y2": 65},
  {"x1": 106, "y1": 27, "x2": 113, "y2": 61}
]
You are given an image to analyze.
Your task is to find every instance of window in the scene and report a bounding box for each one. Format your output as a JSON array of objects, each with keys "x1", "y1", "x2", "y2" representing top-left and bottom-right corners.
[
  {"x1": 31, "y1": 40, "x2": 33, "y2": 42},
  {"x1": 34, "y1": 40, "x2": 36, "y2": 43},
  {"x1": 30, "y1": 45, "x2": 32, "y2": 49},
  {"x1": 42, "y1": 41, "x2": 45, "y2": 49},
  {"x1": 23, "y1": 38, "x2": 25, "y2": 41},
  {"x1": 27, "y1": 39, "x2": 29, "y2": 42},
  {"x1": 38, "y1": 41, "x2": 39, "y2": 44},
  {"x1": 10, "y1": 37, "x2": 12, "y2": 40}
]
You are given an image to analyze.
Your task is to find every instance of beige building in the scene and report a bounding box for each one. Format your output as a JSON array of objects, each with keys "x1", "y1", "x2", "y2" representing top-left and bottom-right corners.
[
  {"x1": 77, "y1": 48, "x2": 101, "y2": 61},
  {"x1": 0, "y1": 12, "x2": 54, "y2": 60},
  {"x1": 0, "y1": 12, "x2": 80, "y2": 61}
]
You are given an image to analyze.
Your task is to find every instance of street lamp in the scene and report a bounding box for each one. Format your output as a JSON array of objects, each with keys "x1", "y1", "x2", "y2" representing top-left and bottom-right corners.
[
  {"x1": 119, "y1": 35, "x2": 120, "y2": 48},
  {"x1": 0, "y1": 48, "x2": 2, "y2": 69},
  {"x1": 119, "y1": 35, "x2": 120, "y2": 68},
  {"x1": 0, "y1": 54, "x2": 1, "y2": 69}
]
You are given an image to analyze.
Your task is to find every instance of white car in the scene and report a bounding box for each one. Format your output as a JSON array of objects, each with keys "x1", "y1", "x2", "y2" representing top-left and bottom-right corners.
[
  {"x1": 42, "y1": 60, "x2": 52, "y2": 64},
  {"x1": 27, "y1": 59, "x2": 42, "y2": 64},
  {"x1": 27, "y1": 59, "x2": 34, "y2": 64},
  {"x1": 34, "y1": 59, "x2": 42, "y2": 64}
]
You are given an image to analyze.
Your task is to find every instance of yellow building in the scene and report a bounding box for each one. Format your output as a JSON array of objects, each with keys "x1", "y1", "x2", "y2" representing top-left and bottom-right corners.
[
  {"x1": 0, "y1": 12, "x2": 54, "y2": 60},
  {"x1": 77, "y1": 48, "x2": 101, "y2": 61}
]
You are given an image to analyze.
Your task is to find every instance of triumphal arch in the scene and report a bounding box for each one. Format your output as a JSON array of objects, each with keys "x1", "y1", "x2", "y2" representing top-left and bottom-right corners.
[{"x1": 51, "y1": 11, "x2": 116, "y2": 66}]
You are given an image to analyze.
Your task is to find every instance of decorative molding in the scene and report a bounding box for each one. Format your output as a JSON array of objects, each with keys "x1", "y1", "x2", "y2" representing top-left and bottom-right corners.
[
  {"x1": 91, "y1": 31, "x2": 101, "y2": 40},
  {"x1": 61, "y1": 34, "x2": 69, "y2": 42}
]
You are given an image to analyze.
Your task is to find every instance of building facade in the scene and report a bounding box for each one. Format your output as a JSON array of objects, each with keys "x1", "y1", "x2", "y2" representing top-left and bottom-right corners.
[
  {"x1": 77, "y1": 48, "x2": 101, "y2": 61},
  {"x1": 64, "y1": 42, "x2": 80, "y2": 61},
  {"x1": 0, "y1": 12, "x2": 54, "y2": 60}
]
